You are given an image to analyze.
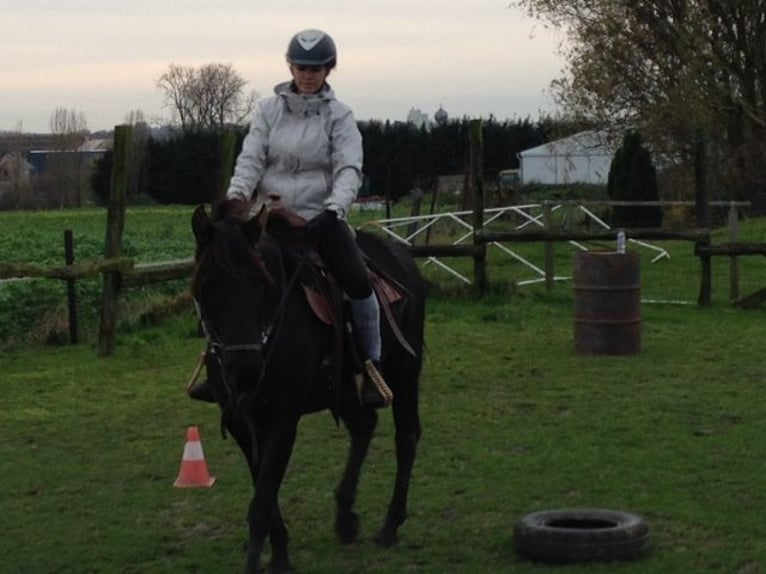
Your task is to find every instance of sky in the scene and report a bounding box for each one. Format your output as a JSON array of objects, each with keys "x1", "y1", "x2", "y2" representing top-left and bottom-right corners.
[{"x1": 1, "y1": 0, "x2": 566, "y2": 134}]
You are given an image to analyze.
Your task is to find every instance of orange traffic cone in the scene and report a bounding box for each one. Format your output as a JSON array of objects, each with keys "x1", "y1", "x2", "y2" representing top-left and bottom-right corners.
[{"x1": 173, "y1": 426, "x2": 216, "y2": 488}]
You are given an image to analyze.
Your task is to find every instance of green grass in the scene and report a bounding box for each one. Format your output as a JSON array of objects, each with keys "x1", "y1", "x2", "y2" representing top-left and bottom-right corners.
[
  {"x1": 1, "y1": 201, "x2": 765, "y2": 571},
  {"x1": 1, "y1": 291, "x2": 765, "y2": 573}
]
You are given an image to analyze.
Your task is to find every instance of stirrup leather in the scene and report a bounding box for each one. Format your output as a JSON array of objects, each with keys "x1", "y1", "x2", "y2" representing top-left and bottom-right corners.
[{"x1": 186, "y1": 350, "x2": 207, "y2": 394}]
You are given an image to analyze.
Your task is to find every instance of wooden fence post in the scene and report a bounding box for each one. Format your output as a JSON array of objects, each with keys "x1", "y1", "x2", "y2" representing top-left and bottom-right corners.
[
  {"x1": 64, "y1": 230, "x2": 78, "y2": 344},
  {"x1": 728, "y1": 203, "x2": 740, "y2": 301},
  {"x1": 695, "y1": 131, "x2": 712, "y2": 306},
  {"x1": 543, "y1": 201, "x2": 554, "y2": 291},
  {"x1": 98, "y1": 124, "x2": 132, "y2": 356},
  {"x1": 469, "y1": 119, "x2": 487, "y2": 294}
]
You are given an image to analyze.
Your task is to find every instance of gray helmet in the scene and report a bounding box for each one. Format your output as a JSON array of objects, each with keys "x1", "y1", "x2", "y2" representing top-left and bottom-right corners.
[{"x1": 286, "y1": 29, "x2": 337, "y2": 68}]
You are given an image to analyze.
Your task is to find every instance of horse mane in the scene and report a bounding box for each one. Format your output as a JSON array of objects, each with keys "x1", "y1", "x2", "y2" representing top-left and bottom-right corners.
[
  {"x1": 191, "y1": 205, "x2": 272, "y2": 297},
  {"x1": 214, "y1": 197, "x2": 252, "y2": 220}
]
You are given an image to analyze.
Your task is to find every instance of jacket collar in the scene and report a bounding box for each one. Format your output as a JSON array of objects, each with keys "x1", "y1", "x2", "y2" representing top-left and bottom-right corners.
[{"x1": 275, "y1": 81, "x2": 335, "y2": 116}]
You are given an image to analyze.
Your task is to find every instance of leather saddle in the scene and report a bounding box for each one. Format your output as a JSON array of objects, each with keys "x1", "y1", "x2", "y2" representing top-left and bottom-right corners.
[{"x1": 263, "y1": 204, "x2": 416, "y2": 355}]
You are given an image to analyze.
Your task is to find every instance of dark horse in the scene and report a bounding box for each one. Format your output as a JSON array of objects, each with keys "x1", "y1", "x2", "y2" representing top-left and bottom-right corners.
[{"x1": 190, "y1": 200, "x2": 426, "y2": 573}]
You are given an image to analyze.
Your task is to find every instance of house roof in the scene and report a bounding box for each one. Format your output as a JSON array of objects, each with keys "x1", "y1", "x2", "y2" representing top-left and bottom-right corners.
[
  {"x1": 519, "y1": 130, "x2": 616, "y2": 158},
  {"x1": 78, "y1": 138, "x2": 112, "y2": 152}
]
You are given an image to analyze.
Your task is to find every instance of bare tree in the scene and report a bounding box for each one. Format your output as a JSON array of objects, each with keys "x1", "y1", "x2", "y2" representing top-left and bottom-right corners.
[
  {"x1": 156, "y1": 64, "x2": 196, "y2": 129},
  {"x1": 157, "y1": 62, "x2": 258, "y2": 130},
  {"x1": 49, "y1": 108, "x2": 89, "y2": 146},
  {"x1": 124, "y1": 109, "x2": 151, "y2": 199},
  {"x1": 47, "y1": 107, "x2": 90, "y2": 207}
]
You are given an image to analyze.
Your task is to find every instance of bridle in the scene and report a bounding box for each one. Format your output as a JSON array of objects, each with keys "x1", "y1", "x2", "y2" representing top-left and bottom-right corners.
[{"x1": 193, "y1": 235, "x2": 306, "y2": 401}]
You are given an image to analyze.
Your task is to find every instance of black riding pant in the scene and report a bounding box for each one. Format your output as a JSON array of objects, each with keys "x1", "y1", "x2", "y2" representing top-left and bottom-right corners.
[{"x1": 315, "y1": 217, "x2": 372, "y2": 299}]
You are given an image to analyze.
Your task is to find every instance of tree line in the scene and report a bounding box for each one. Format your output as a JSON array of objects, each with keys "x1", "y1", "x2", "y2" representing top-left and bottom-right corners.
[{"x1": 91, "y1": 116, "x2": 562, "y2": 206}]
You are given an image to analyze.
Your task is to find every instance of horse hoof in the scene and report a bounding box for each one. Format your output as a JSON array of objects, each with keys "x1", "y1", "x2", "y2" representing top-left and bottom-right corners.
[
  {"x1": 267, "y1": 561, "x2": 294, "y2": 574},
  {"x1": 374, "y1": 528, "x2": 399, "y2": 548},
  {"x1": 336, "y1": 512, "x2": 360, "y2": 545}
]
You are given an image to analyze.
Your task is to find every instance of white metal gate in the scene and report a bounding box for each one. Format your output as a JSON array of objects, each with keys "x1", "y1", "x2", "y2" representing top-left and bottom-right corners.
[{"x1": 372, "y1": 202, "x2": 669, "y2": 285}]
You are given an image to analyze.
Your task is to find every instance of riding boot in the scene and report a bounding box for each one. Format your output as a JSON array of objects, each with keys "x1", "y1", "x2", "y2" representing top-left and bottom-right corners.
[
  {"x1": 188, "y1": 378, "x2": 216, "y2": 402},
  {"x1": 349, "y1": 293, "x2": 393, "y2": 408}
]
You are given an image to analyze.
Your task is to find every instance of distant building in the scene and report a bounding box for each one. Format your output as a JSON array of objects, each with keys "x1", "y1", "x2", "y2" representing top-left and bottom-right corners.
[
  {"x1": 434, "y1": 105, "x2": 449, "y2": 125},
  {"x1": 26, "y1": 137, "x2": 111, "y2": 174},
  {"x1": 0, "y1": 152, "x2": 35, "y2": 207},
  {"x1": 78, "y1": 138, "x2": 112, "y2": 153},
  {"x1": 406, "y1": 108, "x2": 429, "y2": 129},
  {"x1": 0, "y1": 152, "x2": 33, "y2": 184},
  {"x1": 518, "y1": 130, "x2": 616, "y2": 186}
]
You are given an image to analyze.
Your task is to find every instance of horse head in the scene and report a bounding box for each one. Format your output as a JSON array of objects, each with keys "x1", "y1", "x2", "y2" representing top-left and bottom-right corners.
[{"x1": 191, "y1": 200, "x2": 275, "y2": 390}]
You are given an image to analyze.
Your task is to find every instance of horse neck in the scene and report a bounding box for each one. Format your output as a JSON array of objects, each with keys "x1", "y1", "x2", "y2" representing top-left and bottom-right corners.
[{"x1": 258, "y1": 234, "x2": 303, "y2": 299}]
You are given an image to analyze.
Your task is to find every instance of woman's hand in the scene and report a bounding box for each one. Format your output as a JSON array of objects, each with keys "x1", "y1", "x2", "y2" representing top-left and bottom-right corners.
[{"x1": 305, "y1": 209, "x2": 338, "y2": 236}]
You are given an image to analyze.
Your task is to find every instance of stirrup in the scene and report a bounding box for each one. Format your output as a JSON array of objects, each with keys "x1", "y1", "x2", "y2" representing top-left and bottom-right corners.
[{"x1": 355, "y1": 359, "x2": 393, "y2": 408}]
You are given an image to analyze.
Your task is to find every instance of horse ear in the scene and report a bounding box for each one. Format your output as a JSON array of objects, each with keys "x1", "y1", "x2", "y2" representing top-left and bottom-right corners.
[
  {"x1": 242, "y1": 204, "x2": 268, "y2": 243},
  {"x1": 192, "y1": 205, "x2": 211, "y2": 243}
]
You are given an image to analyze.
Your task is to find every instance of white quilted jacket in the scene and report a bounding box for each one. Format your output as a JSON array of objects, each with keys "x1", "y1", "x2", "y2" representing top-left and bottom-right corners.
[{"x1": 226, "y1": 81, "x2": 363, "y2": 220}]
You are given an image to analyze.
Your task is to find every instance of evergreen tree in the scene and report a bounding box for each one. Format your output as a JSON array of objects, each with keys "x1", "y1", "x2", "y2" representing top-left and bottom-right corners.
[
  {"x1": 92, "y1": 116, "x2": 574, "y2": 207},
  {"x1": 145, "y1": 131, "x2": 227, "y2": 204},
  {"x1": 607, "y1": 131, "x2": 662, "y2": 228}
]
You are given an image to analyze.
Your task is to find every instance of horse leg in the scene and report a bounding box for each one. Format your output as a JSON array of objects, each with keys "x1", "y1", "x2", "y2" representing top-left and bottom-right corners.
[
  {"x1": 266, "y1": 502, "x2": 291, "y2": 574},
  {"x1": 335, "y1": 406, "x2": 378, "y2": 544},
  {"x1": 244, "y1": 419, "x2": 298, "y2": 574},
  {"x1": 375, "y1": 383, "x2": 421, "y2": 547},
  {"x1": 239, "y1": 439, "x2": 291, "y2": 573}
]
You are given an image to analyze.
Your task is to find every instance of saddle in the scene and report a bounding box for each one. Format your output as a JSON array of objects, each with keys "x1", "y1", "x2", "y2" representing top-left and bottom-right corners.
[{"x1": 264, "y1": 205, "x2": 416, "y2": 413}]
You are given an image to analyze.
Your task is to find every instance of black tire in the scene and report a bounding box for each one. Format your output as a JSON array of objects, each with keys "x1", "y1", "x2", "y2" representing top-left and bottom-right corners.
[{"x1": 513, "y1": 508, "x2": 651, "y2": 563}]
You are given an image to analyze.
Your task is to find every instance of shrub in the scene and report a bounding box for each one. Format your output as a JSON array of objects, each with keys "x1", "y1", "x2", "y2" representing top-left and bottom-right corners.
[{"x1": 607, "y1": 131, "x2": 663, "y2": 227}]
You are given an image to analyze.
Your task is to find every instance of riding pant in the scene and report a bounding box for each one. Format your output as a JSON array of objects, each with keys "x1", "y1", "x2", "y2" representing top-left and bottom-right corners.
[
  {"x1": 315, "y1": 216, "x2": 371, "y2": 299},
  {"x1": 314, "y1": 216, "x2": 381, "y2": 362}
]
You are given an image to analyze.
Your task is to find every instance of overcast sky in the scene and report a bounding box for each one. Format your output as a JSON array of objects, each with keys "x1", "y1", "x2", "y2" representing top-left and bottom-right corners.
[{"x1": 1, "y1": 0, "x2": 566, "y2": 133}]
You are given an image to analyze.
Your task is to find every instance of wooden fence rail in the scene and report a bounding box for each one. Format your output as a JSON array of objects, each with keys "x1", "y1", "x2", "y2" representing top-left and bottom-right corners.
[
  {"x1": 694, "y1": 243, "x2": 766, "y2": 256},
  {"x1": 0, "y1": 258, "x2": 133, "y2": 280},
  {"x1": 121, "y1": 259, "x2": 194, "y2": 289}
]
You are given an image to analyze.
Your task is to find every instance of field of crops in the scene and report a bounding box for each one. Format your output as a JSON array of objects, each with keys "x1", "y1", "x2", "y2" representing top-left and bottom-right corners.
[{"x1": 1, "y1": 202, "x2": 764, "y2": 348}]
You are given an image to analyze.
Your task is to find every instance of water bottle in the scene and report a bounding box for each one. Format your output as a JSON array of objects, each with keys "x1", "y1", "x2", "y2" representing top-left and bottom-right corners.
[{"x1": 616, "y1": 229, "x2": 626, "y2": 254}]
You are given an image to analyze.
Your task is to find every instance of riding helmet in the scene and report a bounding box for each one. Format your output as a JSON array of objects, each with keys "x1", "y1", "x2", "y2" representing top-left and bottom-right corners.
[{"x1": 286, "y1": 29, "x2": 337, "y2": 69}]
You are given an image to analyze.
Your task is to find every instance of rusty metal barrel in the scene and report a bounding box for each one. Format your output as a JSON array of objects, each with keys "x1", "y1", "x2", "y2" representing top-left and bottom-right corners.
[{"x1": 573, "y1": 251, "x2": 641, "y2": 355}]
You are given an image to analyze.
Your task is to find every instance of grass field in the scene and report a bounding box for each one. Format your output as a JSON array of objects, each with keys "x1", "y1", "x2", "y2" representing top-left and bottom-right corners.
[
  {"x1": 1, "y1": 293, "x2": 765, "y2": 573},
  {"x1": 1, "y1": 203, "x2": 765, "y2": 573}
]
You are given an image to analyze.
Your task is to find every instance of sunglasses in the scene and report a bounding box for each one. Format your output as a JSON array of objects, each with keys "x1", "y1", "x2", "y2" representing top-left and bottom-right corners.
[{"x1": 294, "y1": 65, "x2": 324, "y2": 73}]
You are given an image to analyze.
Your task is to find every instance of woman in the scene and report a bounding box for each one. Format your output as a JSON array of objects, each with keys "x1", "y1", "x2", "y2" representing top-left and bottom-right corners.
[{"x1": 192, "y1": 29, "x2": 389, "y2": 408}]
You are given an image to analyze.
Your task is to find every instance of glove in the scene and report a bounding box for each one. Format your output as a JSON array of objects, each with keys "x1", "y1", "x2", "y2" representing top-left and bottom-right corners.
[
  {"x1": 215, "y1": 196, "x2": 249, "y2": 220},
  {"x1": 305, "y1": 209, "x2": 338, "y2": 237}
]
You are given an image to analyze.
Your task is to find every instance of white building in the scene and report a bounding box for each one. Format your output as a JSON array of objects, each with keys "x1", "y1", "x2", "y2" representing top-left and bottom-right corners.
[
  {"x1": 406, "y1": 108, "x2": 430, "y2": 129},
  {"x1": 518, "y1": 130, "x2": 616, "y2": 186}
]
